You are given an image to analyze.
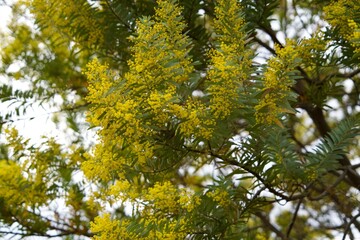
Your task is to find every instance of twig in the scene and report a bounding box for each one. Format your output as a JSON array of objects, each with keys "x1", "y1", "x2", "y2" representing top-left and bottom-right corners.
[
  {"x1": 104, "y1": 0, "x2": 132, "y2": 31},
  {"x1": 286, "y1": 198, "x2": 303, "y2": 238},
  {"x1": 343, "y1": 212, "x2": 360, "y2": 240},
  {"x1": 335, "y1": 69, "x2": 360, "y2": 79},
  {"x1": 0, "y1": 103, "x2": 89, "y2": 125},
  {"x1": 308, "y1": 170, "x2": 347, "y2": 200},
  {"x1": 254, "y1": 36, "x2": 276, "y2": 55},
  {"x1": 255, "y1": 211, "x2": 287, "y2": 240}
]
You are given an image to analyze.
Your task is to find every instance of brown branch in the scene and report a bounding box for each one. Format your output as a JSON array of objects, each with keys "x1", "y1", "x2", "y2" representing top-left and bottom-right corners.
[
  {"x1": 257, "y1": 23, "x2": 283, "y2": 47},
  {"x1": 311, "y1": 182, "x2": 360, "y2": 233},
  {"x1": 286, "y1": 198, "x2": 303, "y2": 238},
  {"x1": 104, "y1": 0, "x2": 133, "y2": 31},
  {"x1": 255, "y1": 211, "x2": 287, "y2": 240},
  {"x1": 352, "y1": 163, "x2": 360, "y2": 169},
  {"x1": 308, "y1": 171, "x2": 347, "y2": 201},
  {"x1": 182, "y1": 145, "x2": 310, "y2": 202},
  {"x1": 343, "y1": 212, "x2": 360, "y2": 240},
  {"x1": 254, "y1": 36, "x2": 276, "y2": 55},
  {"x1": 335, "y1": 69, "x2": 360, "y2": 79},
  {"x1": 303, "y1": 105, "x2": 360, "y2": 189}
]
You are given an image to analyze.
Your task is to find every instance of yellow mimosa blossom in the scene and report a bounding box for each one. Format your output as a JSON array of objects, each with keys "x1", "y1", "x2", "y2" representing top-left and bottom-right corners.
[
  {"x1": 347, "y1": 20, "x2": 360, "y2": 54},
  {"x1": 324, "y1": 0, "x2": 360, "y2": 54},
  {"x1": 207, "y1": 0, "x2": 252, "y2": 119},
  {"x1": 255, "y1": 39, "x2": 299, "y2": 125},
  {"x1": 207, "y1": 188, "x2": 231, "y2": 208},
  {"x1": 82, "y1": 0, "x2": 216, "y2": 185},
  {"x1": 31, "y1": 0, "x2": 104, "y2": 48},
  {"x1": 178, "y1": 188, "x2": 201, "y2": 212},
  {"x1": 91, "y1": 214, "x2": 135, "y2": 239},
  {"x1": 145, "y1": 181, "x2": 178, "y2": 212}
]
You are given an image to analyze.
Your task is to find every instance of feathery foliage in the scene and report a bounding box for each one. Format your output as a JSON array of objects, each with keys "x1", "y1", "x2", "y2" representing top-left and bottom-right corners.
[{"x1": 0, "y1": 0, "x2": 360, "y2": 239}]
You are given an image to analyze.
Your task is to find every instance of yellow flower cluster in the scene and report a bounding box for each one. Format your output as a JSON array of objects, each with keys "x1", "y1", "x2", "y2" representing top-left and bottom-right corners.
[
  {"x1": 139, "y1": 181, "x2": 201, "y2": 239},
  {"x1": 4, "y1": 128, "x2": 27, "y2": 153},
  {"x1": 323, "y1": 0, "x2": 359, "y2": 36},
  {"x1": 0, "y1": 161, "x2": 29, "y2": 205},
  {"x1": 92, "y1": 181, "x2": 202, "y2": 239},
  {"x1": 125, "y1": 0, "x2": 215, "y2": 139},
  {"x1": 141, "y1": 217, "x2": 188, "y2": 240},
  {"x1": 109, "y1": 180, "x2": 140, "y2": 201},
  {"x1": 126, "y1": 1, "x2": 193, "y2": 89},
  {"x1": 297, "y1": 34, "x2": 328, "y2": 71},
  {"x1": 82, "y1": 1, "x2": 260, "y2": 238},
  {"x1": 83, "y1": 0, "x2": 219, "y2": 185},
  {"x1": 1, "y1": 129, "x2": 73, "y2": 207},
  {"x1": 31, "y1": 0, "x2": 104, "y2": 48},
  {"x1": 323, "y1": 0, "x2": 360, "y2": 54},
  {"x1": 81, "y1": 143, "x2": 125, "y2": 182},
  {"x1": 83, "y1": 58, "x2": 112, "y2": 105},
  {"x1": 91, "y1": 213, "x2": 136, "y2": 240},
  {"x1": 170, "y1": 100, "x2": 215, "y2": 139},
  {"x1": 207, "y1": 0, "x2": 252, "y2": 119},
  {"x1": 145, "y1": 181, "x2": 178, "y2": 212},
  {"x1": 212, "y1": 0, "x2": 245, "y2": 42},
  {"x1": 178, "y1": 188, "x2": 201, "y2": 212},
  {"x1": 348, "y1": 20, "x2": 360, "y2": 54},
  {"x1": 90, "y1": 214, "x2": 187, "y2": 240},
  {"x1": 207, "y1": 188, "x2": 231, "y2": 208},
  {"x1": 255, "y1": 39, "x2": 299, "y2": 125}
]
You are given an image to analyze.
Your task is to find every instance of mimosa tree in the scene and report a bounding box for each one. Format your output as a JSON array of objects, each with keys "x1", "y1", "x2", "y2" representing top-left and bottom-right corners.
[{"x1": 0, "y1": 0, "x2": 359, "y2": 239}]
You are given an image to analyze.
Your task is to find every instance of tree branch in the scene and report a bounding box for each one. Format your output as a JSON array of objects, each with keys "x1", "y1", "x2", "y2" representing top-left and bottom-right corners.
[
  {"x1": 254, "y1": 36, "x2": 276, "y2": 55},
  {"x1": 286, "y1": 198, "x2": 303, "y2": 238},
  {"x1": 303, "y1": 105, "x2": 360, "y2": 189},
  {"x1": 255, "y1": 211, "x2": 287, "y2": 240},
  {"x1": 343, "y1": 212, "x2": 360, "y2": 240},
  {"x1": 335, "y1": 69, "x2": 360, "y2": 79},
  {"x1": 307, "y1": 171, "x2": 347, "y2": 201},
  {"x1": 181, "y1": 145, "x2": 310, "y2": 202},
  {"x1": 104, "y1": 0, "x2": 133, "y2": 31}
]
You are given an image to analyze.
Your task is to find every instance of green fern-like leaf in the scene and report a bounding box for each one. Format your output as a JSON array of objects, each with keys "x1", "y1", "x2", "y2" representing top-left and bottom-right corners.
[{"x1": 306, "y1": 114, "x2": 360, "y2": 175}]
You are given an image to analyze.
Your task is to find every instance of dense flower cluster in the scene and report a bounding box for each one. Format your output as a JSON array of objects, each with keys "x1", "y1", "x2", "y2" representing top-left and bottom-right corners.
[
  {"x1": 297, "y1": 34, "x2": 328, "y2": 70},
  {"x1": 83, "y1": 0, "x2": 205, "y2": 183},
  {"x1": 1, "y1": 128, "x2": 84, "y2": 223},
  {"x1": 207, "y1": 188, "x2": 231, "y2": 208},
  {"x1": 91, "y1": 181, "x2": 201, "y2": 239},
  {"x1": 83, "y1": 0, "x2": 251, "y2": 237},
  {"x1": 348, "y1": 20, "x2": 360, "y2": 54},
  {"x1": 31, "y1": 0, "x2": 104, "y2": 48},
  {"x1": 207, "y1": 0, "x2": 252, "y2": 119},
  {"x1": 324, "y1": 0, "x2": 360, "y2": 54},
  {"x1": 255, "y1": 39, "x2": 299, "y2": 125}
]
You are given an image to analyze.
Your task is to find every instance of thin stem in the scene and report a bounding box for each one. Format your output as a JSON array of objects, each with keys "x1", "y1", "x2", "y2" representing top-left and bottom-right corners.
[
  {"x1": 255, "y1": 211, "x2": 287, "y2": 240},
  {"x1": 286, "y1": 198, "x2": 303, "y2": 238},
  {"x1": 343, "y1": 212, "x2": 360, "y2": 240}
]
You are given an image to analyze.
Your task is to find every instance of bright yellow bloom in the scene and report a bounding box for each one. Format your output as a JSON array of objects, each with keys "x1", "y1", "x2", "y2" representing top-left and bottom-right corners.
[
  {"x1": 31, "y1": 0, "x2": 104, "y2": 48},
  {"x1": 207, "y1": 188, "x2": 231, "y2": 208},
  {"x1": 145, "y1": 181, "x2": 178, "y2": 212},
  {"x1": 207, "y1": 0, "x2": 252, "y2": 119},
  {"x1": 255, "y1": 39, "x2": 299, "y2": 125},
  {"x1": 324, "y1": 0, "x2": 360, "y2": 54},
  {"x1": 91, "y1": 214, "x2": 135, "y2": 239}
]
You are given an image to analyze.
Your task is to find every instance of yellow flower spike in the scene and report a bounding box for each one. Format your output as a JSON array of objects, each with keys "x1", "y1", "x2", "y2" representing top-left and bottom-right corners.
[
  {"x1": 255, "y1": 39, "x2": 299, "y2": 125},
  {"x1": 207, "y1": 0, "x2": 252, "y2": 119},
  {"x1": 207, "y1": 188, "x2": 231, "y2": 208},
  {"x1": 324, "y1": 0, "x2": 360, "y2": 54},
  {"x1": 145, "y1": 181, "x2": 179, "y2": 213},
  {"x1": 31, "y1": 0, "x2": 104, "y2": 48}
]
